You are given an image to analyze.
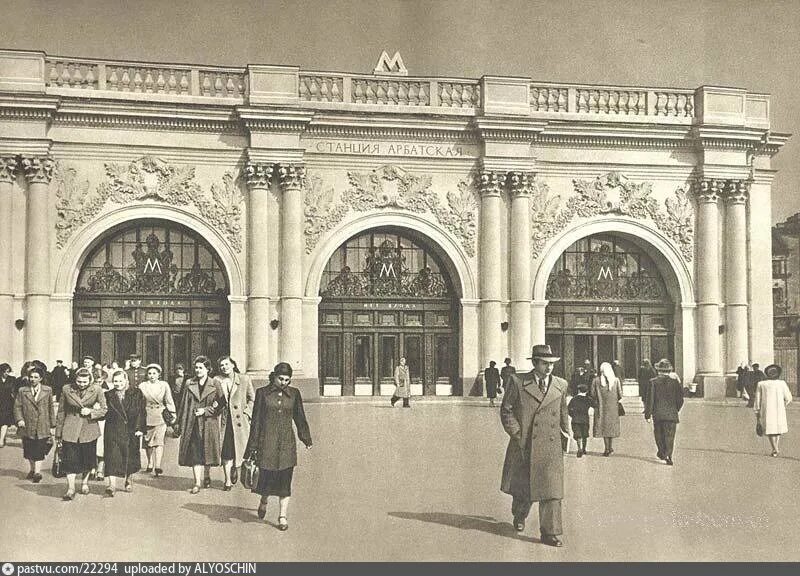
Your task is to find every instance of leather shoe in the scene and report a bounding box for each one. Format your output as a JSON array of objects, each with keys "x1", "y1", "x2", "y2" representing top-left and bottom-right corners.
[
  {"x1": 542, "y1": 535, "x2": 563, "y2": 547},
  {"x1": 576, "y1": 450, "x2": 583, "y2": 458},
  {"x1": 513, "y1": 518, "x2": 525, "y2": 532},
  {"x1": 656, "y1": 452, "x2": 665, "y2": 460},
  {"x1": 231, "y1": 466, "x2": 238, "y2": 485},
  {"x1": 222, "y1": 484, "x2": 232, "y2": 491},
  {"x1": 32, "y1": 473, "x2": 42, "y2": 483},
  {"x1": 665, "y1": 457, "x2": 674, "y2": 466},
  {"x1": 257, "y1": 503, "x2": 267, "y2": 519},
  {"x1": 203, "y1": 477, "x2": 211, "y2": 488}
]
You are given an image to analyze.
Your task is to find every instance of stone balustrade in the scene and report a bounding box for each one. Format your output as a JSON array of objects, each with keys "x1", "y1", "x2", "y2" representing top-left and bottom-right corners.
[{"x1": 531, "y1": 83, "x2": 694, "y2": 118}]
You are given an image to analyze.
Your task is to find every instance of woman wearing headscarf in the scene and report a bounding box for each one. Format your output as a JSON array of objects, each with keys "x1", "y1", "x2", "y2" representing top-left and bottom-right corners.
[
  {"x1": 55, "y1": 367, "x2": 107, "y2": 500},
  {"x1": 138, "y1": 363, "x2": 176, "y2": 477},
  {"x1": 103, "y1": 370, "x2": 146, "y2": 495},
  {"x1": 13, "y1": 365, "x2": 55, "y2": 482},
  {"x1": 0, "y1": 363, "x2": 16, "y2": 447},
  {"x1": 754, "y1": 364, "x2": 793, "y2": 457},
  {"x1": 177, "y1": 355, "x2": 223, "y2": 493},
  {"x1": 590, "y1": 361, "x2": 623, "y2": 456},
  {"x1": 214, "y1": 356, "x2": 255, "y2": 490},
  {"x1": 245, "y1": 362, "x2": 312, "y2": 531}
]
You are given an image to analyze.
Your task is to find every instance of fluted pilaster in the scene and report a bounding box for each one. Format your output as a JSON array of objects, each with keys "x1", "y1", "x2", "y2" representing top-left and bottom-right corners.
[
  {"x1": 21, "y1": 156, "x2": 54, "y2": 361},
  {"x1": 479, "y1": 170, "x2": 505, "y2": 367},
  {"x1": 244, "y1": 161, "x2": 275, "y2": 372},
  {"x1": 724, "y1": 179, "x2": 750, "y2": 373},
  {"x1": 694, "y1": 179, "x2": 722, "y2": 376},
  {"x1": 0, "y1": 157, "x2": 19, "y2": 358},
  {"x1": 278, "y1": 163, "x2": 306, "y2": 370},
  {"x1": 508, "y1": 171, "x2": 534, "y2": 365}
]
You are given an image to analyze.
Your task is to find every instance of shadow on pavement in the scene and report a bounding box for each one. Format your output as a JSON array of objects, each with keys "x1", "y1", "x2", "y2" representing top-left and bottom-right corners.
[
  {"x1": 0, "y1": 468, "x2": 28, "y2": 479},
  {"x1": 388, "y1": 511, "x2": 538, "y2": 543},
  {"x1": 134, "y1": 474, "x2": 194, "y2": 492},
  {"x1": 17, "y1": 481, "x2": 69, "y2": 500},
  {"x1": 583, "y1": 452, "x2": 667, "y2": 466},
  {"x1": 182, "y1": 503, "x2": 263, "y2": 524},
  {"x1": 683, "y1": 446, "x2": 800, "y2": 462}
]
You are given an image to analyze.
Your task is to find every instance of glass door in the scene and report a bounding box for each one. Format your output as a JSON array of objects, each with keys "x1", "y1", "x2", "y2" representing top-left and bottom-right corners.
[
  {"x1": 353, "y1": 334, "x2": 373, "y2": 395},
  {"x1": 378, "y1": 334, "x2": 398, "y2": 396},
  {"x1": 621, "y1": 337, "x2": 639, "y2": 382},
  {"x1": 402, "y1": 334, "x2": 423, "y2": 395},
  {"x1": 143, "y1": 333, "x2": 163, "y2": 367},
  {"x1": 597, "y1": 335, "x2": 615, "y2": 368}
]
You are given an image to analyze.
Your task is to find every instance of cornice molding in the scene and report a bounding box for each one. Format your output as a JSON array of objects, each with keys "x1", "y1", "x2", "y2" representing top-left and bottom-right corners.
[
  {"x1": 474, "y1": 117, "x2": 548, "y2": 143},
  {"x1": 236, "y1": 107, "x2": 314, "y2": 133},
  {"x1": 0, "y1": 95, "x2": 60, "y2": 121}
]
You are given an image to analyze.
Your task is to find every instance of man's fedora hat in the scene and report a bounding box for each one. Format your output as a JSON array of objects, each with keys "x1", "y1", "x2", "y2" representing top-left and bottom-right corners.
[
  {"x1": 527, "y1": 344, "x2": 560, "y2": 362},
  {"x1": 654, "y1": 358, "x2": 673, "y2": 372}
]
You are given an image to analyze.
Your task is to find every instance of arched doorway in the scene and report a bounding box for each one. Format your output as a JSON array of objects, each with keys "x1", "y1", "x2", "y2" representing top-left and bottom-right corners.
[
  {"x1": 544, "y1": 233, "x2": 675, "y2": 389},
  {"x1": 318, "y1": 227, "x2": 461, "y2": 396},
  {"x1": 73, "y1": 219, "x2": 230, "y2": 372}
]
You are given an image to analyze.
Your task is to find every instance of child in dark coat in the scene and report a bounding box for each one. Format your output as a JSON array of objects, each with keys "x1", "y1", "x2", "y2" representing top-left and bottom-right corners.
[{"x1": 568, "y1": 384, "x2": 591, "y2": 457}]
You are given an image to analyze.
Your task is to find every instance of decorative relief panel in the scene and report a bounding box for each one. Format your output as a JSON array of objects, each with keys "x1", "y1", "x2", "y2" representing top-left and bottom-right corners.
[
  {"x1": 530, "y1": 172, "x2": 694, "y2": 262},
  {"x1": 54, "y1": 156, "x2": 244, "y2": 251},
  {"x1": 304, "y1": 165, "x2": 478, "y2": 256}
]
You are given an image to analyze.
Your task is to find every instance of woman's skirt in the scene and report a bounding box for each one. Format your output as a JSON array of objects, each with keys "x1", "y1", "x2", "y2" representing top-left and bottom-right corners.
[
  {"x1": 185, "y1": 423, "x2": 206, "y2": 466},
  {"x1": 253, "y1": 467, "x2": 294, "y2": 497},
  {"x1": 221, "y1": 411, "x2": 235, "y2": 461},
  {"x1": 61, "y1": 440, "x2": 98, "y2": 474},
  {"x1": 22, "y1": 437, "x2": 50, "y2": 461},
  {"x1": 144, "y1": 424, "x2": 167, "y2": 448}
]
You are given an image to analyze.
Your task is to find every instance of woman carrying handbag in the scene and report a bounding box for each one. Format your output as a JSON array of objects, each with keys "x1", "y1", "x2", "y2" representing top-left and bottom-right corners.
[{"x1": 138, "y1": 364, "x2": 176, "y2": 477}]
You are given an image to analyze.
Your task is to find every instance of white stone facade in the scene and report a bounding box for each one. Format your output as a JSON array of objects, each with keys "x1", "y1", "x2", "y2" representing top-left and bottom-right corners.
[{"x1": 0, "y1": 49, "x2": 789, "y2": 398}]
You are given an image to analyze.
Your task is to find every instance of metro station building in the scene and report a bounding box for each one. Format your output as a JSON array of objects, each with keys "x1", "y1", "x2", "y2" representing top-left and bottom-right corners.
[{"x1": 0, "y1": 49, "x2": 788, "y2": 398}]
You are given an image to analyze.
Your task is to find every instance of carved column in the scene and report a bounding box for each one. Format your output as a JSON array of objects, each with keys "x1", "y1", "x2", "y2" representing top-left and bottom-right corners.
[
  {"x1": 694, "y1": 179, "x2": 722, "y2": 377},
  {"x1": 0, "y1": 157, "x2": 18, "y2": 354},
  {"x1": 479, "y1": 170, "x2": 505, "y2": 367},
  {"x1": 244, "y1": 162, "x2": 274, "y2": 372},
  {"x1": 278, "y1": 164, "x2": 306, "y2": 370},
  {"x1": 21, "y1": 156, "x2": 54, "y2": 361},
  {"x1": 509, "y1": 171, "x2": 533, "y2": 365},
  {"x1": 724, "y1": 180, "x2": 750, "y2": 374}
]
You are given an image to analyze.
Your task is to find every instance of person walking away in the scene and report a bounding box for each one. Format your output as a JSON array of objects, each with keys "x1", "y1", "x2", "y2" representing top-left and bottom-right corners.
[
  {"x1": 500, "y1": 344, "x2": 569, "y2": 547},
  {"x1": 177, "y1": 355, "x2": 223, "y2": 493},
  {"x1": 747, "y1": 363, "x2": 765, "y2": 408},
  {"x1": 13, "y1": 365, "x2": 55, "y2": 482},
  {"x1": 245, "y1": 362, "x2": 312, "y2": 531},
  {"x1": 590, "y1": 362, "x2": 623, "y2": 456},
  {"x1": 736, "y1": 362, "x2": 749, "y2": 400},
  {"x1": 568, "y1": 384, "x2": 591, "y2": 457},
  {"x1": 391, "y1": 357, "x2": 411, "y2": 408},
  {"x1": 0, "y1": 363, "x2": 16, "y2": 447},
  {"x1": 138, "y1": 364, "x2": 176, "y2": 477},
  {"x1": 51, "y1": 360, "x2": 69, "y2": 405},
  {"x1": 485, "y1": 361, "x2": 501, "y2": 407},
  {"x1": 638, "y1": 359, "x2": 657, "y2": 409},
  {"x1": 500, "y1": 358, "x2": 516, "y2": 392},
  {"x1": 55, "y1": 367, "x2": 107, "y2": 500},
  {"x1": 215, "y1": 356, "x2": 255, "y2": 490},
  {"x1": 103, "y1": 370, "x2": 146, "y2": 495},
  {"x1": 644, "y1": 359, "x2": 683, "y2": 465},
  {"x1": 754, "y1": 364, "x2": 792, "y2": 457}
]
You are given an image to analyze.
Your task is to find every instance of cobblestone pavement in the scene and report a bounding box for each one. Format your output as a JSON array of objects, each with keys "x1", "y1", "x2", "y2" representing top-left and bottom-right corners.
[{"x1": 1, "y1": 399, "x2": 798, "y2": 561}]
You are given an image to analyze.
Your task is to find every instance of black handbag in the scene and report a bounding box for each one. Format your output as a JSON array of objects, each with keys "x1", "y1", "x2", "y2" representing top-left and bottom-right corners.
[
  {"x1": 162, "y1": 408, "x2": 176, "y2": 426},
  {"x1": 52, "y1": 441, "x2": 66, "y2": 479},
  {"x1": 618, "y1": 402, "x2": 626, "y2": 417},
  {"x1": 240, "y1": 457, "x2": 259, "y2": 490},
  {"x1": 756, "y1": 419, "x2": 764, "y2": 437}
]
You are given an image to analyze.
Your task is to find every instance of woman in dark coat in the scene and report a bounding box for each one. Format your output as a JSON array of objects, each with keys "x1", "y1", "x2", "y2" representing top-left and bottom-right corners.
[
  {"x1": 245, "y1": 362, "x2": 312, "y2": 531},
  {"x1": 103, "y1": 370, "x2": 146, "y2": 496},
  {"x1": 0, "y1": 363, "x2": 16, "y2": 447},
  {"x1": 177, "y1": 355, "x2": 223, "y2": 493}
]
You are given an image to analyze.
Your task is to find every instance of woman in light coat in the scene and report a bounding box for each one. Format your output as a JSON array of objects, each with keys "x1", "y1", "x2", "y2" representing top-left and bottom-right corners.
[
  {"x1": 138, "y1": 363, "x2": 176, "y2": 477},
  {"x1": 590, "y1": 362, "x2": 623, "y2": 456},
  {"x1": 55, "y1": 367, "x2": 107, "y2": 500},
  {"x1": 13, "y1": 365, "x2": 55, "y2": 482},
  {"x1": 754, "y1": 364, "x2": 793, "y2": 457},
  {"x1": 391, "y1": 357, "x2": 411, "y2": 408},
  {"x1": 214, "y1": 356, "x2": 254, "y2": 490}
]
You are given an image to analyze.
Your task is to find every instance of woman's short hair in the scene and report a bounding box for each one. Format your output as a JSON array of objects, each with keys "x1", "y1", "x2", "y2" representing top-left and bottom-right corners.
[
  {"x1": 74, "y1": 367, "x2": 93, "y2": 381},
  {"x1": 110, "y1": 369, "x2": 129, "y2": 383},
  {"x1": 27, "y1": 365, "x2": 45, "y2": 378},
  {"x1": 193, "y1": 355, "x2": 212, "y2": 371},
  {"x1": 273, "y1": 362, "x2": 293, "y2": 378},
  {"x1": 0, "y1": 363, "x2": 11, "y2": 374}
]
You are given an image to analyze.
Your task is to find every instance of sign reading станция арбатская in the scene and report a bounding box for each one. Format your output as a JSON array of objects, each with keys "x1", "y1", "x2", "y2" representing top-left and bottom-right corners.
[{"x1": 308, "y1": 139, "x2": 478, "y2": 158}]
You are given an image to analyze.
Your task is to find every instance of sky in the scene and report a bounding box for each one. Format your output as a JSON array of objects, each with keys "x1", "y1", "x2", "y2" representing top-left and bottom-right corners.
[{"x1": 3, "y1": 0, "x2": 799, "y2": 222}]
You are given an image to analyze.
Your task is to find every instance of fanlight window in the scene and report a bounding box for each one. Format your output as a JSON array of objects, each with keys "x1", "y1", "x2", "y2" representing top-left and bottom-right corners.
[
  {"x1": 76, "y1": 222, "x2": 228, "y2": 295},
  {"x1": 321, "y1": 231, "x2": 452, "y2": 298},
  {"x1": 546, "y1": 234, "x2": 669, "y2": 302}
]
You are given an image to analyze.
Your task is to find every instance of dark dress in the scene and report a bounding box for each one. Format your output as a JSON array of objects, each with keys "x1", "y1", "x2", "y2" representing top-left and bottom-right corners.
[
  {"x1": 245, "y1": 384, "x2": 312, "y2": 497},
  {"x1": 103, "y1": 388, "x2": 146, "y2": 477},
  {"x1": 221, "y1": 410, "x2": 235, "y2": 461},
  {"x1": 0, "y1": 376, "x2": 15, "y2": 426},
  {"x1": 485, "y1": 367, "x2": 501, "y2": 399}
]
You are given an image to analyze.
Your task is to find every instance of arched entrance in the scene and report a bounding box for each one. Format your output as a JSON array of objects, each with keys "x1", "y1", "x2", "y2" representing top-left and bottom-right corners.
[
  {"x1": 73, "y1": 219, "x2": 230, "y2": 371},
  {"x1": 318, "y1": 227, "x2": 461, "y2": 396},
  {"x1": 544, "y1": 232, "x2": 675, "y2": 389}
]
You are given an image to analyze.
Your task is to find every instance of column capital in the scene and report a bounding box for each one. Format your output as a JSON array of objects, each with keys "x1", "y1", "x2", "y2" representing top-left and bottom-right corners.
[
  {"x1": 243, "y1": 162, "x2": 274, "y2": 189},
  {"x1": 694, "y1": 179, "x2": 723, "y2": 204},
  {"x1": 723, "y1": 179, "x2": 750, "y2": 205},
  {"x1": 21, "y1": 156, "x2": 54, "y2": 185},
  {"x1": 508, "y1": 171, "x2": 536, "y2": 197},
  {"x1": 0, "y1": 156, "x2": 19, "y2": 184},
  {"x1": 277, "y1": 163, "x2": 306, "y2": 191},
  {"x1": 478, "y1": 170, "x2": 506, "y2": 198}
]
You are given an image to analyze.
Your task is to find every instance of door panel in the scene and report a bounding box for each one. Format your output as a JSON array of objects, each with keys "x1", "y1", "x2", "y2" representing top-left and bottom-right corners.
[
  {"x1": 622, "y1": 337, "x2": 638, "y2": 382},
  {"x1": 403, "y1": 334, "x2": 423, "y2": 386},
  {"x1": 114, "y1": 332, "x2": 137, "y2": 365},
  {"x1": 143, "y1": 333, "x2": 163, "y2": 367},
  {"x1": 353, "y1": 334, "x2": 373, "y2": 395},
  {"x1": 378, "y1": 334, "x2": 398, "y2": 394},
  {"x1": 597, "y1": 335, "x2": 615, "y2": 368},
  {"x1": 169, "y1": 333, "x2": 190, "y2": 374}
]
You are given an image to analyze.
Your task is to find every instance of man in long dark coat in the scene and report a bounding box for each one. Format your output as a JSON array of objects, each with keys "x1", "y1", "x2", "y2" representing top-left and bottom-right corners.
[
  {"x1": 500, "y1": 358, "x2": 516, "y2": 391},
  {"x1": 485, "y1": 361, "x2": 501, "y2": 406},
  {"x1": 644, "y1": 358, "x2": 683, "y2": 466},
  {"x1": 500, "y1": 344, "x2": 570, "y2": 547}
]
